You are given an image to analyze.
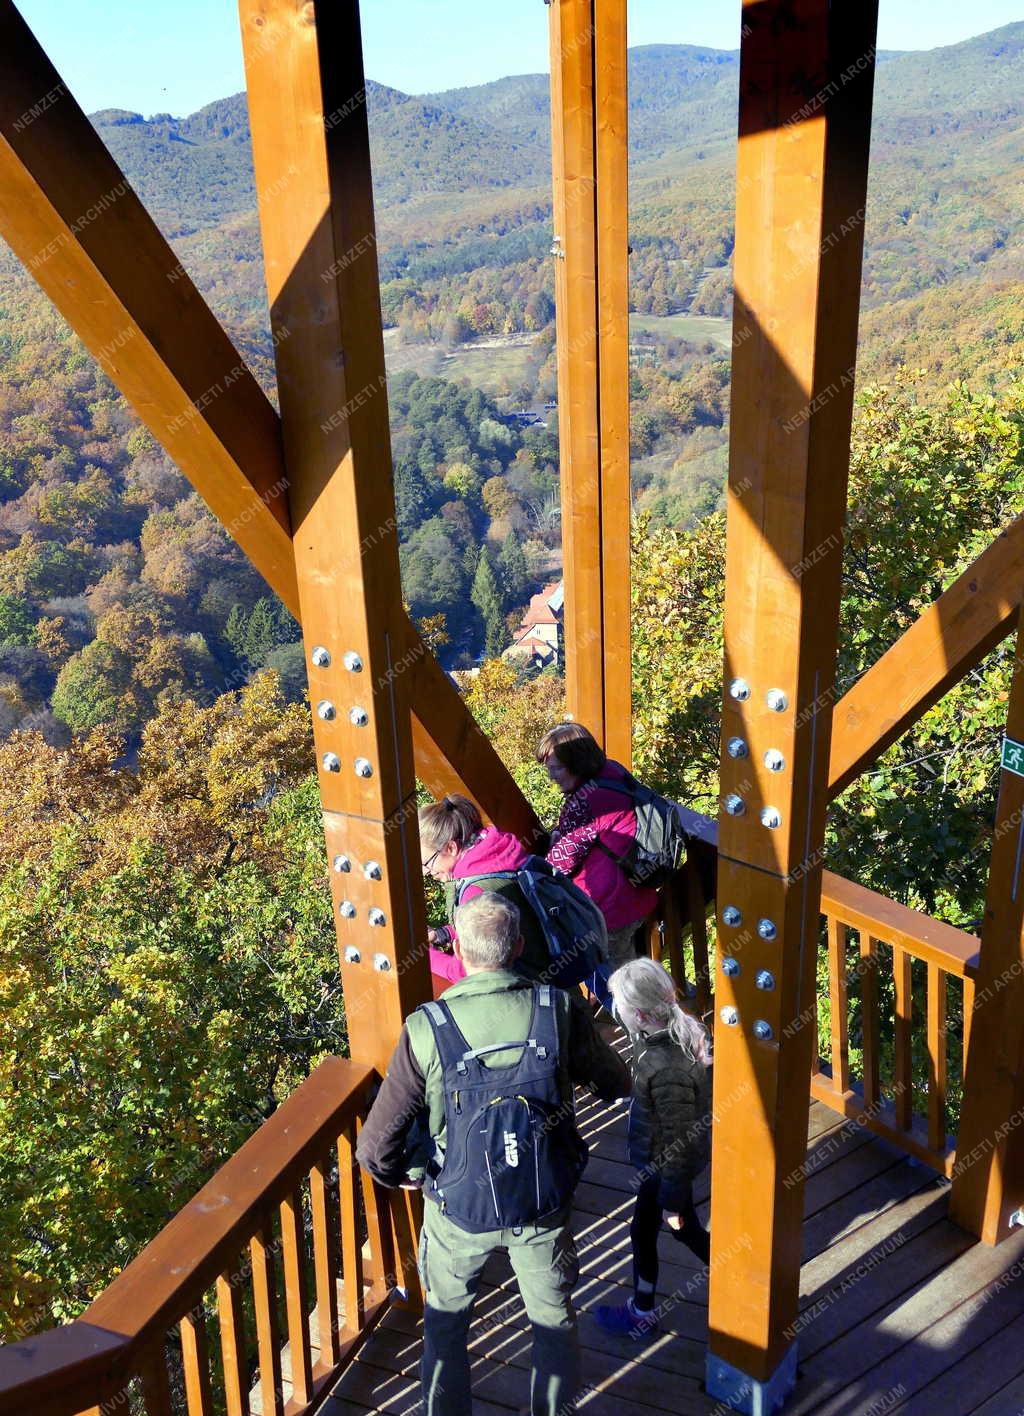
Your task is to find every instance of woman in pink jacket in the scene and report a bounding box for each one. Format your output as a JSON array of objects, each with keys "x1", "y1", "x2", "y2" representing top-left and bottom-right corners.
[
  {"x1": 419, "y1": 794, "x2": 550, "y2": 991},
  {"x1": 537, "y1": 723, "x2": 658, "y2": 983}
]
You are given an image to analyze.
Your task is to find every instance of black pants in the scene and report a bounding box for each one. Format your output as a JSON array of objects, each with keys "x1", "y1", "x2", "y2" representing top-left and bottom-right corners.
[{"x1": 631, "y1": 1173, "x2": 710, "y2": 1310}]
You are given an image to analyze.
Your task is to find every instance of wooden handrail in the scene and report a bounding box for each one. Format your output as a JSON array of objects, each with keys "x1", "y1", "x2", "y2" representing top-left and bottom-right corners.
[
  {"x1": 814, "y1": 882, "x2": 978, "y2": 1174},
  {"x1": 0, "y1": 1057, "x2": 379, "y2": 1416},
  {"x1": 820, "y1": 869, "x2": 980, "y2": 979}
]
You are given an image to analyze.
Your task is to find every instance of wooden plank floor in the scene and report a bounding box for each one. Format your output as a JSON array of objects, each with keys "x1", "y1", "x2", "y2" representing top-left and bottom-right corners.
[{"x1": 325, "y1": 1094, "x2": 1024, "y2": 1415}]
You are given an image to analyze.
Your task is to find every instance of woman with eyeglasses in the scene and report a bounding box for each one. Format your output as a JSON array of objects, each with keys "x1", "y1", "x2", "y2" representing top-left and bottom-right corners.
[{"x1": 419, "y1": 794, "x2": 551, "y2": 990}]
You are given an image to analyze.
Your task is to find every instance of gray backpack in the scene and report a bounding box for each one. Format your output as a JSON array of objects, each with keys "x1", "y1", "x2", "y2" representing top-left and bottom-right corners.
[{"x1": 593, "y1": 772, "x2": 688, "y2": 889}]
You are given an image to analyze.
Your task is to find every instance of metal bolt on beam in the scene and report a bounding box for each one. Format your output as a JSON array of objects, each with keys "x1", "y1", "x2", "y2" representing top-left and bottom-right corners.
[
  {"x1": 354, "y1": 757, "x2": 373, "y2": 778},
  {"x1": 756, "y1": 970, "x2": 776, "y2": 991},
  {"x1": 757, "y1": 918, "x2": 778, "y2": 941},
  {"x1": 364, "y1": 860, "x2": 382, "y2": 880},
  {"x1": 369, "y1": 908, "x2": 386, "y2": 926},
  {"x1": 753, "y1": 1020, "x2": 774, "y2": 1041},
  {"x1": 338, "y1": 900, "x2": 356, "y2": 919},
  {"x1": 349, "y1": 706, "x2": 369, "y2": 726},
  {"x1": 1010, "y1": 1209, "x2": 1024, "y2": 1229},
  {"x1": 311, "y1": 646, "x2": 331, "y2": 669},
  {"x1": 760, "y1": 806, "x2": 782, "y2": 829},
  {"x1": 727, "y1": 737, "x2": 749, "y2": 759},
  {"x1": 720, "y1": 1006, "x2": 740, "y2": 1026},
  {"x1": 343, "y1": 650, "x2": 363, "y2": 672},
  {"x1": 344, "y1": 945, "x2": 361, "y2": 964},
  {"x1": 333, "y1": 854, "x2": 351, "y2": 873},
  {"x1": 764, "y1": 748, "x2": 785, "y2": 772},
  {"x1": 729, "y1": 678, "x2": 751, "y2": 702},
  {"x1": 724, "y1": 794, "x2": 746, "y2": 817},
  {"x1": 722, "y1": 957, "x2": 741, "y2": 978},
  {"x1": 373, "y1": 951, "x2": 391, "y2": 970},
  {"x1": 322, "y1": 753, "x2": 341, "y2": 773},
  {"x1": 316, "y1": 700, "x2": 335, "y2": 721},
  {"x1": 722, "y1": 905, "x2": 742, "y2": 927},
  {"x1": 766, "y1": 688, "x2": 788, "y2": 712}
]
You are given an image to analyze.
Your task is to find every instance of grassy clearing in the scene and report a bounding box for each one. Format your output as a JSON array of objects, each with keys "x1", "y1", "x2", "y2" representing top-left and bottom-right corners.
[
  {"x1": 629, "y1": 312, "x2": 733, "y2": 349},
  {"x1": 383, "y1": 331, "x2": 535, "y2": 397}
]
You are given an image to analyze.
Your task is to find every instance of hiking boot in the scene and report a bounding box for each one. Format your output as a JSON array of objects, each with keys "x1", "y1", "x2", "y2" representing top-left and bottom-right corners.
[{"x1": 595, "y1": 1298, "x2": 659, "y2": 1339}]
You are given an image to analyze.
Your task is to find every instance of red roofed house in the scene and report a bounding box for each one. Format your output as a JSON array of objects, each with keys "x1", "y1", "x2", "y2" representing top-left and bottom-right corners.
[{"x1": 503, "y1": 579, "x2": 563, "y2": 669}]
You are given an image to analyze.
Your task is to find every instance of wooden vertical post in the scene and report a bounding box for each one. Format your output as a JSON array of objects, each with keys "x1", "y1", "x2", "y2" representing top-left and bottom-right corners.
[
  {"x1": 950, "y1": 611, "x2": 1024, "y2": 1243},
  {"x1": 706, "y1": 2, "x2": 878, "y2": 1410},
  {"x1": 239, "y1": 0, "x2": 431, "y2": 1077},
  {"x1": 548, "y1": 0, "x2": 632, "y2": 764}
]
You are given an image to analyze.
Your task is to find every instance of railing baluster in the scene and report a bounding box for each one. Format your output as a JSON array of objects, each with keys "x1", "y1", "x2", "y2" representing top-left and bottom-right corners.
[
  {"x1": 928, "y1": 961, "x2": 948, "y2": 1153},
  {"x1": 250, "y1": 1223, "x2": 284, "y2": 1416},
  {"x1": 962, "y1": 974, "x2": 976, "y2": 1063},
  {"x1": 894, "y1": 946, "x2": 913, "y2": 1130},
  {"x1": 827, "y1": 916, "x2": 850, "y2": 1092},
  {"x1": 338, "y1": 1122, "x2": 365, "y2": 1334},
  {"x1": 216, "y1": 1270, "x2": 250, "y2": 1416},
  {"x1": 310, "y1": 1156, "x2": 341, "y2": 1371},
  {"x1": 365, "y1": 1158, "x2": 406, "y2": 1308},
  {"x1": 139, "y1": 1347, "x2": 174, "y2": 1416},
  {"x1": 181, "y1": 1304, "x2": 215, "y2": 1416},
  {"x1": 661, "y1": 872, "x2": 686, "y2": 997},
  {"x1": 280, "y1": 1186, "x2": 314, "y2": 1406},
  {"x1": 860, "y1": 935, "x2": 880, "y2": 1109}
]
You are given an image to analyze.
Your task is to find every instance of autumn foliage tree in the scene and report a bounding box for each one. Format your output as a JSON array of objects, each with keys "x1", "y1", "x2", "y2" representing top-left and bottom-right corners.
[{"x1": 0, "y1": 673, "x2": 341, "y2": 1338}]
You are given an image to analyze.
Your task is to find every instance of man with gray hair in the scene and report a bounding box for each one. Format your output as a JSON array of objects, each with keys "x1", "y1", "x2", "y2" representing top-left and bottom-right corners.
[{"x1": 358, "y1": 892, "x2": 630, "y2": 1416}]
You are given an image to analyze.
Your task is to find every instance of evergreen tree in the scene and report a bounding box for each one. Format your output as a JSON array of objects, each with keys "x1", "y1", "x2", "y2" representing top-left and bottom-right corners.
[
  {"x1": 224, "y1": 598, "x2": 298, "y2": 669},
  {"x1": 471, "y1": 547, "x2": 507, "y2": 658},
  {"x1": 497, "y1": 533, "x2": 529, "y2": 610}
]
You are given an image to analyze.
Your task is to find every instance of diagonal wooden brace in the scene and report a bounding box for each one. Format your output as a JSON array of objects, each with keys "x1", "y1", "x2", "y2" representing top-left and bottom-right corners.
[{"x1": 0, "y1": 0, "x2": 539, "y2": 844}]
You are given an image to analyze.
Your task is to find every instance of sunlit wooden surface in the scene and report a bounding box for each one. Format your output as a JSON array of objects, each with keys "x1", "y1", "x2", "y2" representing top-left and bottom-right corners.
[{"x1": 325, "y1": 1091, "x2": 1024, "y2": 1415}]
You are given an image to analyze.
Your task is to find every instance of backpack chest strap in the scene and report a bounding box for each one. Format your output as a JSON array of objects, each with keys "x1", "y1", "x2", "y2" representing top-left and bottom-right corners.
[{"x1": 420, "y1": 986, "x2": 560, "y2": 1076}]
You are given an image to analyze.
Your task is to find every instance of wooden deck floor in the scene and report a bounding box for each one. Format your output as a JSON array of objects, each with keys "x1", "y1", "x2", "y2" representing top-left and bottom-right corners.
[{"x1": 324, "y1": 1091, "x2": 1024, "y2": 1416}]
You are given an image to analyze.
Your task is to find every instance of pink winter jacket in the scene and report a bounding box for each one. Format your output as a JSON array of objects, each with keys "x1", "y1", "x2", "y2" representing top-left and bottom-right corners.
[
  {"x1": 546, "y1": 759, "x2": 658, "y2": 930},
  {"x1": 427, "y1": 827, "x2": 531, "y2": 985}
]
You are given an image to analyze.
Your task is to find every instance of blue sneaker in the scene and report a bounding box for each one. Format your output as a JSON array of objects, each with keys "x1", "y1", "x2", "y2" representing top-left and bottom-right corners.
[{"x1": 595, "y1": 1299, "x2": 660, "y2": 1339}]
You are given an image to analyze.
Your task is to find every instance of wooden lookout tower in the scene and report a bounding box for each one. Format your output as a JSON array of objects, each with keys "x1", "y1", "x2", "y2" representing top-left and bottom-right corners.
[{"x1": 3, "y1": 1, "x2": 1024, "y2": 1412}]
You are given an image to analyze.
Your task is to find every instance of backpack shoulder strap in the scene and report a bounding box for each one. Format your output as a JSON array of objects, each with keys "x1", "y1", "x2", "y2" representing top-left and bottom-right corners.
[
  {"x1": 454, "y1": 870, "x2": 518, "y2": 906},
  {"x1": 530, "y1": 983, "x2": 561, "y2": 1057},
  {"x1": 419, "y1": 998, "x2": 473, "y2": 1074}
]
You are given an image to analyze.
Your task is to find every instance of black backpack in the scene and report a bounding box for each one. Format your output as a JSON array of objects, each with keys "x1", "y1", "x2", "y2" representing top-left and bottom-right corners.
[
  {"x1": 420, "y1": 985, "x2": 588, "y2": 1233},
  {"x1": 454, "y1": 855, "x2": 608, "y2": 989},
  {"x1": 592, "y1": 772, "x2": 688, "y2": 889}
]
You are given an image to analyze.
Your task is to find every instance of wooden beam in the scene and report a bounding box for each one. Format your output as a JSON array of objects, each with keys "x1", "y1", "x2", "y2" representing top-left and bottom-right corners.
[
  {"x1": 829, "y1": 516, "x2": 1024, "y2": 798},
  {"x1": 950, "y1": 607, "x2": 1024, "y2": 1243},
  {"x1": 0, "y1": 0, "x2": 296, "y2": 611},
  {"x1": 0, "y1": 0, "x2": 540, "y2": 845},
  {"x1": 548, "y1": 0, "x2": 632, "y2": 764},
  {"x1": 405, "y1": 627, "x2": 543, "y2": 844},
  {"x1": 594, "y1": 0, "x2": 633, "y2": 766},
  {"x1": 239, "y1": 0, "x2": 432, "y2": 1077},
  {"x1": 707, "y1": 1, "x2": 878, "y2": 1403}
]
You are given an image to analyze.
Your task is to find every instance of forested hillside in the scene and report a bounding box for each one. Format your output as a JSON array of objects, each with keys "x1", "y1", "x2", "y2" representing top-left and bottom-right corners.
[{"x1": 4, "y1": 28, "x2": 1024, "y2": 744}]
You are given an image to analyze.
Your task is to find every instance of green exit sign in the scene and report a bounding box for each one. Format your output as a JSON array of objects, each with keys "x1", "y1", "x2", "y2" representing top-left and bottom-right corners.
[{"x1": 1002, "y1": 736, "x2": 1024, "y2": 777}]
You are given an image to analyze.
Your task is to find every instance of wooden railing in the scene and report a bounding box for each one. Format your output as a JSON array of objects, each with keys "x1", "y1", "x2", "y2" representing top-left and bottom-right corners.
[
  {"x1": 666, "y1": 805, "x2": 981, "y2": 1175},
  {"x1": 813, "y1": 870, "x2": 979, "y2": 1175},
  {"x1": 0, "y1": 1057, "x2": 399, "y2": 1416}
]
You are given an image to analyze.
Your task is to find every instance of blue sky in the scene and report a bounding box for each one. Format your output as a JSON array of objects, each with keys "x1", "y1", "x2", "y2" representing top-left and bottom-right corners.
[{"x1": 15, "y1": 0, "x2": 1024, "y2": 117}]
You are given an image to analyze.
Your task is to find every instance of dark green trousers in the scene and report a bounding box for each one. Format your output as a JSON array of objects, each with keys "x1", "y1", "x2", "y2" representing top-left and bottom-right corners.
[{"x1": 418, "y1": 1200, "x2": 580, "y2": 1415}]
